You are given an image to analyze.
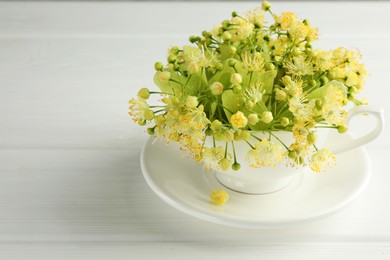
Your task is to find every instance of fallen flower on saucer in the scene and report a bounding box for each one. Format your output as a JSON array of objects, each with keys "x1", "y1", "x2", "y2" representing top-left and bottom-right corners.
[{"x1": 210, "y1": 189, "x2": 229, "y2": 205}]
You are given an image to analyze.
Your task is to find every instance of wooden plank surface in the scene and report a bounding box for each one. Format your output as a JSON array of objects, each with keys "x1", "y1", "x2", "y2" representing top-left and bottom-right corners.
[{"x1": 0, "y1": 1, "x2": 389, "y2": 259}]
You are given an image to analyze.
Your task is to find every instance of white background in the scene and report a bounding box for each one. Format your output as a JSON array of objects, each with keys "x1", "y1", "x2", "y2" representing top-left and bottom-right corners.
[{"x1": 0, "y1": 1, "x2": 389, "y2": 259}]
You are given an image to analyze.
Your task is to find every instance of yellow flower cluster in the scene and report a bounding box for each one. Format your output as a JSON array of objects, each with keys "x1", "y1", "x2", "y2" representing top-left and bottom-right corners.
[{"x1": 129, "y1": 1, "x2": 368, "y2": 174}]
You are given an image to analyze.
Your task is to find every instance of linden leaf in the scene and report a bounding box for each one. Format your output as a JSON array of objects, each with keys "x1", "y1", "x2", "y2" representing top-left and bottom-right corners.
[
  {"x1": 221, "y1": 90, "x2": 245, "y2": 118},
  {"x1": 209, "y1": 101, "x2": 218, "y2": 120},
  {"x1": 307, "y1": 80, "x2": 348, "y2": 100},
  {"x1": 219, "y1": 44, "x2": 235, "y2": 61},
  {"x1": 153, "y1": 69, "x2": 185, "y2": 94},
  {"x1": 184, "y1": 74, "x2": 208, "y2": 96}
]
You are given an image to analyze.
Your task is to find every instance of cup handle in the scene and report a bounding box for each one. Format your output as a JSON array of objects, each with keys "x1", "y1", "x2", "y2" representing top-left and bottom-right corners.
[{"x1": 331, "y1": 105, "x2": 384, "y2": 154}]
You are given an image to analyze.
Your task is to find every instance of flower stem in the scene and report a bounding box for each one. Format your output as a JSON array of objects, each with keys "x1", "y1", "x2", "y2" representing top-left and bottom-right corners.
[
  {"x1": 268, "y1": 131, "x2": 289, "y2": 150},
  {"x1": 231, "y1": 141, "x2": 238, "y2": 163}
]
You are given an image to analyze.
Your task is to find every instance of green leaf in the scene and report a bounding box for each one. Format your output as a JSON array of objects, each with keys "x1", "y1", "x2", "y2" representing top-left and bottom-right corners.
[
  {"x1": 184, "y1": 73, "x2": 208, "y2": 96},
  {"x1": 219, "y1": 44, "x2": 235, "y2": 61},
  {"x1": 153, "y1": 69, "x2": 185, "y2": 94},
  {"x1": 307, "y1": 80, "x2": 348, "y2": 100},
  {"x1": 209, "y1": 101, "x2": 218, "y2": 119},
  {"x1": 221, "y1": 90, "x2": 245, "y2": 118}
]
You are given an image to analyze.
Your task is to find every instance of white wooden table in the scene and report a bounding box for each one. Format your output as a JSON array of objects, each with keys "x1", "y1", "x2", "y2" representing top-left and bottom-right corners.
[{"x1": 0, "y1": 1, "x2": 389, "y2": 259}]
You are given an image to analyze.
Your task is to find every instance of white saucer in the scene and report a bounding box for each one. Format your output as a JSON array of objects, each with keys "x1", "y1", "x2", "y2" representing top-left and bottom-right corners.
[{"x1": 140, "y1": 132, "x2": 371, "y2": 229}]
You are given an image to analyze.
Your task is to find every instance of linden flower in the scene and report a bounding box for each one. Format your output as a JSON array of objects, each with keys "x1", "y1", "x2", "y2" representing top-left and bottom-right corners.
[
  {"x1": 128, "y1": 97, "x2": 150, "y2": 123},
  {"x1": 322, "y1": 85, "x2": 348, "y2": 126},
  {"x1": 210, "y1": 189, "x2": 229, "y2": 206},
  {"x1": 230, "y1": 16, "x2": 254, "y2": 42},
  {"x1": 312, "y1": 50, "x2": 334, "y2": 71},
  {"x1": 246, "y1": 7, "x2": 265, "y2": 28},
  {"x1": 310, "y1": 149, "x2": 336, "y2": 173},
  {"x1": 202, "y1": 146, "x2": 225, "y2": 169},
  {"x1": 289, "y1": 20, "x2": 309, "y2": 40},
  {"x1": 245, "y1": 139, "x2": 285, "y2": 167},
  {"x1": 289, "y1": 93, "x2": 316, "y2": 121},
  {"x1": 185, "y1": 47, "x2": 219, "y2": 68},
  {"x1": 245, "y1": 82, "x2": 263, "y2": 103},
  {"x1": 230, "y1": 111, "x2": 248, "y2": 128},
  {"x1": 281, "y1": 75, "x2": 303, "y2": 97},
  {"x1": 218, "y1": 158, "x2": 233, "y2": 171},
  {"x1": 276, "y1": 12, "x2": 298, "y2": 30},
  {"x1": 241, "y1": 51, "x2": 265, "y2": 72},
  {"x1": 285, "y1": 56, "x2": 314, "y2": 76}
]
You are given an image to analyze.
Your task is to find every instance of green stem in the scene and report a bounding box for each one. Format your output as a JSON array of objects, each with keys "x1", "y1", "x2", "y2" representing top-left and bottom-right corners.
[
  {"x1": 268, "y1": 131, "x2": 289, "y2": 150},
  {"x1": 231, "y1": 141, "x2": 237, "y2": 163},
  {"x1": 224, "y1": 142, "x2": 228, "y2": 158},
  {"x1": 315, "y1": 125, "x2": 337, "y2": 129},
  {"x1": 250, "y1": 133, "x2": 262, "y2": 142},
  {"x1": 245, "y1": 140, "x2": 255, "y2": 149}
]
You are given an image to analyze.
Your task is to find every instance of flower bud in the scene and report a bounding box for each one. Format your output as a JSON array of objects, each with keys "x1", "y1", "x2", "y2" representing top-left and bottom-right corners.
[
  {"x1": 327, "y1": 71, "x2": 336, "y2": 80},
  {"x1": 222, "y1": 20, "x2": 230, "y2": 29},
  {"x1": 263, "y1": 34, "x2": 271, "y2": 42},
  {"x1": 154, "y1": 62, "x2": 164, "y2": 71},
  {"x1": 230, "y1": 73, "x2": 242, "y2": 85},
  {"x1": 231, "y1": 11, "x2": 238, "y2": 17},
  {"x1": 205, "y1": 128, "x2": 213, "y2": 136},
  {"x1": 189, "y1": 35, "x2": 200, "y2": 43},
  {"x1": 147, "y1": 127, "x2": 155, "y2": 135},
  {"x1": 228, "y1": 59, "x2": 237, "y2": 67},
  {"x1": 233, "y1": 84, "x2": 242, "y2": 94},
  {"x1": 167, "y1": 55, "x2": 177, "y2": 64},
  {"x1": 169, "y1": 46, "x2": 179, "y2": 55},
  {"x1": 338, "y1": 125, "x2": 348, "y2": 134},
  {"x1": 210, "y1": 120, "x2": 223, "y2": 131},
  {"x1": 288, "y1": 150, "x2": 297, "y2": 159},
  {"x1": 280, "y1": 117, "x2": 290, "y2": 127},
  {"x1": 245, "y1": 100, "x2": 254, "y2": 110},
  {"x1": 216, "y1": 63, "x2": 224, "y2": 71},
  {"x1": 138, "y1": 118, "x2": 146, "y2": 126},
  {"x1": 248, "y1": 113, "x2": 260, "y2": 125},
  {"x1": 210, "y1": 82, "x2": 224, "y2": 95},
  {"x1": 262, "y1": 1, "x2": 272, "y2": 11},
  {"x1": 265, "y1": 62, "x2": 275, "y2": 70},
  {"x1": 219, "y1": 158, "x2": 232, "y2": 171},
  {"x1": 185, "y1": 96, "x2": 199, "y2": 109},
  {"x1": 157, "y1": 71, "x2": 171, "y2": 82},
  {"x1": 222, "y1": 31, "x2": 232, "y2": 41},
  {"x1": 319, "y1": 76, "x2": 328, "y2": 85},
  {"x1": 275, "y1": 89, "x2": 286, "y2": 101},
  {"x1": 228, "y1": 46, "x2": 237, "y2": 55},
  {"x1": 262, "y1": 111, "x2": 273, "y2": 124},
  {"x1": 144, "y1": 110, "x2": 154, "y2": 121},
  {"x1": 232, "y1": 162, "x2": 241, "y2": 171},
  {"x1": 138, "y1": 88, "x2": 150, "y2": 99}
]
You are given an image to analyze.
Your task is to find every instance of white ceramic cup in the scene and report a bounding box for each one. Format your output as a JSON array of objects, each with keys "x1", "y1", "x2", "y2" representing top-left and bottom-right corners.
[{"x1": 214, "y1": 105, "x2": 384, "y2": 195}]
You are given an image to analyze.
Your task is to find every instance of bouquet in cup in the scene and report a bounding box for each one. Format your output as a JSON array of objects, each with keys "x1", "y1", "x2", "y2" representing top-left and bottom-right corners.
[{"x1": 129, "y1": 1, "x2": 368, "y2": 177}]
